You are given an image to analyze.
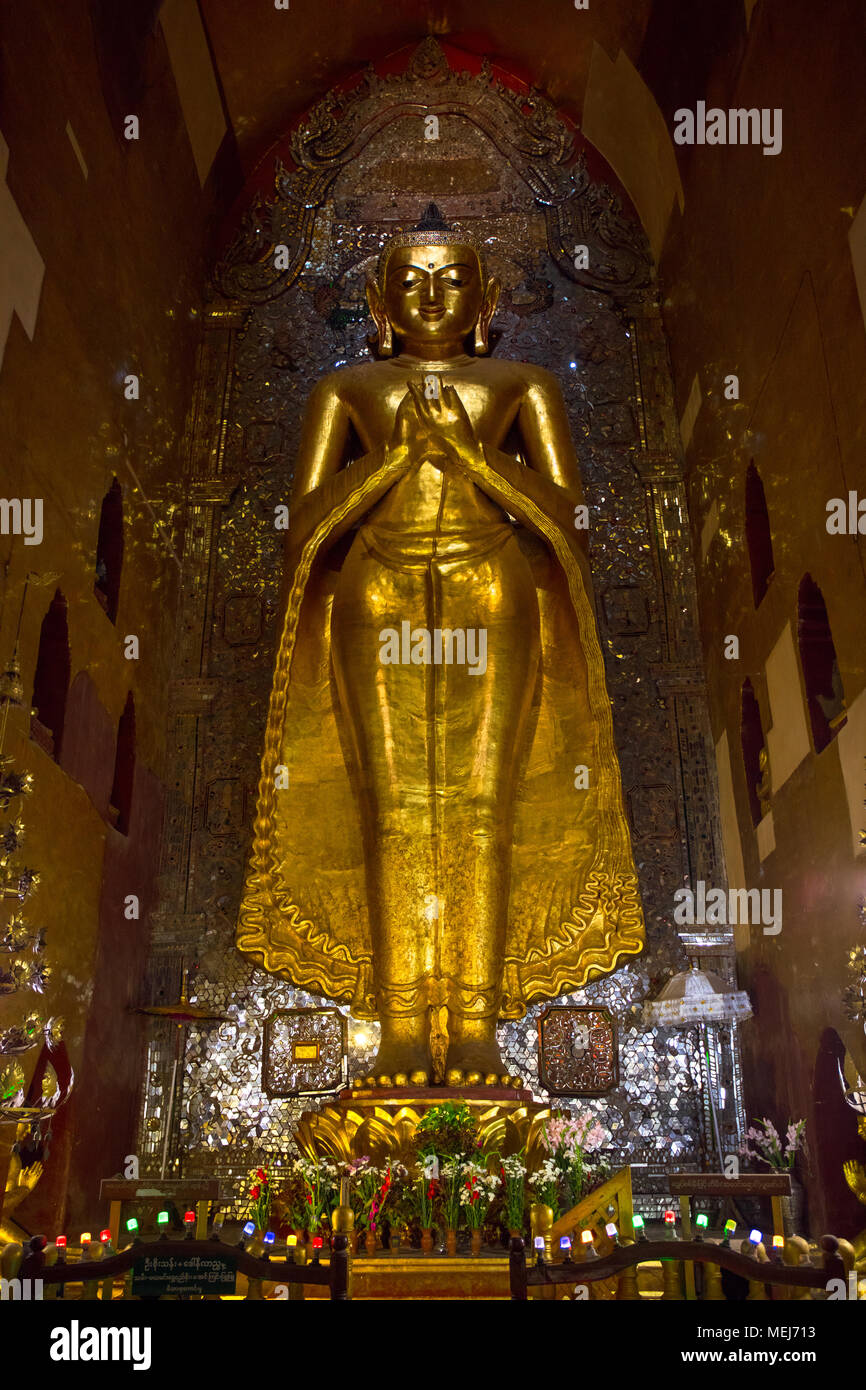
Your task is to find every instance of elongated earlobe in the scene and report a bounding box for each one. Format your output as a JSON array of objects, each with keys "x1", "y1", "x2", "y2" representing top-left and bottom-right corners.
[
  {"x1": 366, "y1": 277, "x2": 393, "y2": 358},
  {"x1": 474, "y1": 277, "x2": 500, "y2": 355}
]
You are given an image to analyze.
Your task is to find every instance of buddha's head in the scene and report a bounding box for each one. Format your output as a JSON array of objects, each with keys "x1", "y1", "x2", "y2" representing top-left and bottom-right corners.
[{"x1": 367, "y1": 203, "x2": 499, "y2": 357}]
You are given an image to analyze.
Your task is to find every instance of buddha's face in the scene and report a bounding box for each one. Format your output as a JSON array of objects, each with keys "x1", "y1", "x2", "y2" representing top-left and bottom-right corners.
[{"x1": 380, "y1": 243, "x2": 486, "y2": 349}]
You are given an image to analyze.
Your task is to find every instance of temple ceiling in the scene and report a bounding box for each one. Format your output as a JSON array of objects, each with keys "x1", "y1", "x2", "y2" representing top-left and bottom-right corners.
[{"x1": 197, "y1": 0, "x2": 654, "y2": 168}]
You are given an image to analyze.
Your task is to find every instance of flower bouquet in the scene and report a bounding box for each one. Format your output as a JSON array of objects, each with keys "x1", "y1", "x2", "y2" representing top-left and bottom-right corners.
[
  {"x1": 411, "y1": 1172, "x2": 438, "y2": 1251},
  {"x1": 290, "y1": 1154, "x2": 339, "y2": 1236},
  {"x1": 499, "y1": 1152, "x2": 527, "y2": 1235},
  {"x1": 528, "y1": 1157, "x2": 561, "y2": 1218},
  {"x1": 542, "y1": 1111, "x2": 607, "y2": 1208},
  {"x1": 355, "y1": 1160, "x2": 399, "y2": 1249},
  {"x1": 247, "y1": 1165, "x2": 271, "y2": 1232},
  {"x1": 739, "y1": 1117, "x2": 806, "y2": 1170},
  {"x1": 414, "y1": 1099, "x2": 478, "y2": 1160},
  {"x1": 439, "y1": 1157, "x2": 464, "y2": 1251},
  {"x1": 460, "y1": 1160, "x2": 499, "y2": 1254}
]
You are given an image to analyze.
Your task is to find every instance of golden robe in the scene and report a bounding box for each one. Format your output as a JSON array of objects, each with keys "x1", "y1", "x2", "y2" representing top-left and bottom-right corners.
[{"x1": 237, "y1": 444, "x2": 644, "y2": 1021}]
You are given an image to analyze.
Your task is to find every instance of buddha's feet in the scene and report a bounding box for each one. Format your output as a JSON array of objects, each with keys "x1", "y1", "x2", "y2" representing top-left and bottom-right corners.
[
  {"x1": 353, "y1": 1041, "x2": 431, "y2": 1089},
  {"x1": 444, "y1": 1042, "x2": 522, "y2": 1089}
]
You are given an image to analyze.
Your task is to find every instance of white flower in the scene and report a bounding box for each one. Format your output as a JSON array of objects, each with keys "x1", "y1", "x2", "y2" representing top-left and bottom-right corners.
[
  {"x1": 500, "y1": 1155, "x2": 526, "y2": 1179},
  {"x1": 529, "y1": 1158, "x2": 559, "y2": 1187}
]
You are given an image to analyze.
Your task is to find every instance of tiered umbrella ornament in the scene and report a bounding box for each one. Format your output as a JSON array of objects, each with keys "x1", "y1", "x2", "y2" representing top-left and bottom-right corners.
[
  {"x1": 646, "y1": 963, "x2": 753, "y2": 1027},
  {"x1": 645, "y1": 962, "x2": 752, "y2": 1164}
]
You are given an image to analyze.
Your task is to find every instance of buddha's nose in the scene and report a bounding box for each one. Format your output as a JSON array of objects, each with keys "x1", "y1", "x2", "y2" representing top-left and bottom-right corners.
[{"x1": 423, "y1": 275, "x2": 441, "y2": 304}]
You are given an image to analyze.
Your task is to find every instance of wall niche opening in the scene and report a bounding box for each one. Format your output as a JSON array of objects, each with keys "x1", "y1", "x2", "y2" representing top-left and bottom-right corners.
[
  {"x1": 31, "y1": 589, "x2": 71, "y2": 760},
  {"x1": 745, "y1": 463, "x2": 774, "y2": 608},
  {"x1": 109, "y1": 691, "x2": 136, "y2": 835},
  {"x1": 94, "y1": 477, "x2": 124, "y2": 623},
  {"x1": 740, "y1": 678, "x2": 768, "y2": 826},
  {"x1": 797, "y1": 573, "x2": 846, "y2": 753}
]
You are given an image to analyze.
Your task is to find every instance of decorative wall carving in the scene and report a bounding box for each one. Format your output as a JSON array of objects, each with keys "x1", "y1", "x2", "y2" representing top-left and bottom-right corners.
[
  {"x1": 262, "y1": 1008, "x2": 347, "y2": 1097},
  {"x1": 538, "y1": 1006, "x2": 618, "y2": 1096}
]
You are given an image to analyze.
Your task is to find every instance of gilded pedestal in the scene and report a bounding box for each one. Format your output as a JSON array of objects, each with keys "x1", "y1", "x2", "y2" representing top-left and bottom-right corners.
[{"x1": 295, "y1": 1087, "x2": 549, "y2": 1165}]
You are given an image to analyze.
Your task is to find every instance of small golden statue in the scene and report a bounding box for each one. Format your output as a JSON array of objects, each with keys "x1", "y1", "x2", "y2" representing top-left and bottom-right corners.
[
  {"x1": 238, "y1": 205, "x2": 643, "y2": 1084},
  {"x1": 0, "y1": 1122, "x2": 44, "y2": 1248}
]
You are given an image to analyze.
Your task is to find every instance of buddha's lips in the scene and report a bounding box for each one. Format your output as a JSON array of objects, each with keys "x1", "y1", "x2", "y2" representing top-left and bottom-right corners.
[{"x1": 418, "y1": 307, "x2": 446, "y2": 320}]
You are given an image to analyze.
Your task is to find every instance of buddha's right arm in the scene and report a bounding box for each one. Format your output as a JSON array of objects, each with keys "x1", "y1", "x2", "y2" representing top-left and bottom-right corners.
[
  {"x1": 284, "y1": 378, "x2": 411, "y2": 568},
  {"x1": 285, "y1": 445, "x2": 411, "y2": 570}
]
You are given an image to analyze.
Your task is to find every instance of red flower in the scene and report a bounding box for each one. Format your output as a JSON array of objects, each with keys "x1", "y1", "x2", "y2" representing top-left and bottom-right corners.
[
  {"x1": 250, "y1": 1185, "x2": 261, "y2": 1199},
  {"x1": 427, "y1": 1181, "x2": 436, "y2": 1198},
  {"x1": 256, "y1": 1168, "x2": 266, "y2": 1182}
]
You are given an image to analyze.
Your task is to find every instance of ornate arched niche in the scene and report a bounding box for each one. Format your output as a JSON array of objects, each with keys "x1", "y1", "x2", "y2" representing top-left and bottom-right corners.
[{"x1": 145, "y1": 40, "x2": 737, "y2": 1200}]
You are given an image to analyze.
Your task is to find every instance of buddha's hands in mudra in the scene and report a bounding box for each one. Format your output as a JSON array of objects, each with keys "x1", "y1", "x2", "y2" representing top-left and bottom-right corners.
[{"x1": 389, "y1": 381, "x2": 484, "y2": 471}]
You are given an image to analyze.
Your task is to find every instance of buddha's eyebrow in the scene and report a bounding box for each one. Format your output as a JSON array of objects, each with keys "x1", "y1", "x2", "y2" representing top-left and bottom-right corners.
[{"x1": 390, "y1": 260, "x2": 475, "y2": 275}]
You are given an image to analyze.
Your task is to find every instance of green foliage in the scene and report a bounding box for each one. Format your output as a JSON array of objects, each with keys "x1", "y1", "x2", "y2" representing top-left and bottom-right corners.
[{"x1": 413, "y1": 1100, "x2": 478, "y2": 1160}]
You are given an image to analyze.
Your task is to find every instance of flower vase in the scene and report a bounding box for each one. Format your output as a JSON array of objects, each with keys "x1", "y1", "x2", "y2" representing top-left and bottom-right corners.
[
  {"x1": 470, "y1": 1228, "x2": 482, "y2": 1257},
  {"x1": 781, "y1": 1175, "x2": 806, "y2": 1238},
  {"x1": 364, "y1": 1227, "x2": 377, "y2": 1255},
  {"x1": 445, "y1": 1228, "x2": 458, "y2": 1256},
  {"x1": 348, "y1": 1228, "x2": 359, "y2": 1256},
  {"x1": 529, "y1": 1202, "x2": 554, "y2": 1259},
  {"x1": 421, "y1": 1227, "x2": 434, "y2": 1253}
]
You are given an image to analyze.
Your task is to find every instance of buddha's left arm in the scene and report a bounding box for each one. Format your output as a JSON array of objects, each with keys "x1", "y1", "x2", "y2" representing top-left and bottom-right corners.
[{"x1": 458, "y1": 371, "x2": 590, "y2": 560}]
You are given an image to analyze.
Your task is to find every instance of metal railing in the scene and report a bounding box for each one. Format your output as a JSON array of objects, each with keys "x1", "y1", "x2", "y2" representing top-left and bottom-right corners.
[
  {"x1": 508, "y1": 1234, "x2": 849, "y2": 1300},
  {"x1": 11, "y1": 1234, "x2": 350, "y2": 1301}
]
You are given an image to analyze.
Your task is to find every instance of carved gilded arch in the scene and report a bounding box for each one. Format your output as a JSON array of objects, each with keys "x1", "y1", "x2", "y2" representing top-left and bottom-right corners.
[{"x1": 213, "y1": 37, "x2": 652, "y2": 306}]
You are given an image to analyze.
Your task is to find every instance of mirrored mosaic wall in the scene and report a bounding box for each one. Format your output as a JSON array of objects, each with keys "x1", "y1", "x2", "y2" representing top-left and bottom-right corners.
[{"x1": 138, "y1": 44, "x2": 743, "y2": 1216}]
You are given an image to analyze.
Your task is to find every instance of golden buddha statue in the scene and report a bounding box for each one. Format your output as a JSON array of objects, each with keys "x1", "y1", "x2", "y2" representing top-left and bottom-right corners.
[{"x1": 237, "y1": 205, "x2": 643, "y2": 1086}]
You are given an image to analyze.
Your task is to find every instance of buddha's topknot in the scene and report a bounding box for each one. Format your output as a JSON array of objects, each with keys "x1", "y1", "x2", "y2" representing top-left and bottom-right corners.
[{"x1": 376, "y1": 202, "x2": 486, "y2": 286}]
